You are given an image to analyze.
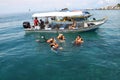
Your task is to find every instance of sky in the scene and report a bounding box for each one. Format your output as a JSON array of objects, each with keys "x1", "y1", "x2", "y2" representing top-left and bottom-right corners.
[{"x1": 0, "y1": 0, "x2": 120, "y2": 14}]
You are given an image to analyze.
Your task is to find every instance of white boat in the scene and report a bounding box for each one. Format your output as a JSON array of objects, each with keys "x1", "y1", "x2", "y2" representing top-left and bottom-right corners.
[{"x1": 23, "y1": 11, "x2": 107, "y2": 33}]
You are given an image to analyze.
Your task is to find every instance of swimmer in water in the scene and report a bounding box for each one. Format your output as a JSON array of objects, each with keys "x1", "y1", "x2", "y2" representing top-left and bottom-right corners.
[
  {"x1": 50, "y1": 42, "x2": 59, "y2": 50},
  {"x1": 47, "y1": 37, "x2": 56, "y2": 44},
  {"x1": 57, "y1": 34, "x2": 66, "y2": 43},
  {"x1": 74, "y1": 35, "x2": 84, "y2": 45}
]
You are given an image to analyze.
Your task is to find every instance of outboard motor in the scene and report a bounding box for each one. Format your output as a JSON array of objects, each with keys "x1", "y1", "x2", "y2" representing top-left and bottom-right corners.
[{"x1": 23, "y1": 22, "x2": 31, "y2": 28}]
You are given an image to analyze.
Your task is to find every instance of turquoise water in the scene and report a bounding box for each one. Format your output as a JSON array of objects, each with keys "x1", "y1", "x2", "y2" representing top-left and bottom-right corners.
[{"x1": 0, "y1": 10, "x2": 120, "y2": 80}]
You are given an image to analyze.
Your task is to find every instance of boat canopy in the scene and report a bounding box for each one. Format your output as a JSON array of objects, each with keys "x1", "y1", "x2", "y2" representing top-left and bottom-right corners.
[{"x1": 32, "y1": 11, "x2": 83, "y2": 18}]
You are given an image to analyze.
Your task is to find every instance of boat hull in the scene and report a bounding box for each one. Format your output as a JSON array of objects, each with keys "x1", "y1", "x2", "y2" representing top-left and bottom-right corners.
[{"x1": 25, "y1": 25, "x2": 99, "y2": 33}]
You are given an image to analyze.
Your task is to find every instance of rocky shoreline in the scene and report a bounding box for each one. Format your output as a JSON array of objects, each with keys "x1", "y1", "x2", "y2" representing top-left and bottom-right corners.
[{"x1": 97, "y1": 3, "x2": 120, "y2": 10}]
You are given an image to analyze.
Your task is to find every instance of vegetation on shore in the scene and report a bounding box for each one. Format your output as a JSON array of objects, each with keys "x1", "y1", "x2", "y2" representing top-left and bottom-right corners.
[
  {"x1": 98, "y1": 3, "x2": 120, "y2": 10},
  {"x1": 117, "y1": 3, "x2": 120, "y2": 7}
]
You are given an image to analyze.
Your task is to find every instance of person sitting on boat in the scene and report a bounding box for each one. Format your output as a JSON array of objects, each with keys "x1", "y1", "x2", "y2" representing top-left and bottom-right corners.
[
  {"x1": 74, "y1": 35, "x2": 84, "y2": 45},
  {"x1": 57, "y1": 34, "x2": 65, "y2": 41},
  {"x1": 44, "y1": 18, "x2": 50, "y2": 29},
  {"x1": 50, "y1": 42, "x2": 59, "y2": 50},
  {"x1": 47, "y1": 37, "x2": 56, "y2": 44},
  {"x1": 69, "y1": 20, "x2": 76, "y2": 29}
]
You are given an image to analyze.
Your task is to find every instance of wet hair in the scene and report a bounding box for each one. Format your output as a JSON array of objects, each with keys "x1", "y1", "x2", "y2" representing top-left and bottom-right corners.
[
  {"x1": 49, "y1": 38, "x2": 54, "y2": 43},
  {"x1": 59, "y1": 36, "x2": 63, "y2": 40},
  {"x1": 78, "y1": 35, "x2": 81, "y2": 38}
]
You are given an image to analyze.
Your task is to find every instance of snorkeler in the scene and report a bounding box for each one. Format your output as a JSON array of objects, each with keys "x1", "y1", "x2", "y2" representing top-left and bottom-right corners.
[{"x1": 35, "y1": 35, "x2": 47, "y2": 43}]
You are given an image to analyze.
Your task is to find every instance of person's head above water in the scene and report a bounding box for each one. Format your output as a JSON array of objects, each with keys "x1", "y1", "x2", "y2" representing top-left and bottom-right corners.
[
  {"x1": 59, "y1": 34, "x2": 63, "y2": 36},
  {"x1": 76, "y1": 35, "x2": 81, "y2": 39}
]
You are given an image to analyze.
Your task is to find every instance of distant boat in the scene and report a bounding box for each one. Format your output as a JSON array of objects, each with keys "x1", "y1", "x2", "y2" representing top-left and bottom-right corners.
[{"x1": 23, "y1": 11, "x2": 107, "y2": 33}]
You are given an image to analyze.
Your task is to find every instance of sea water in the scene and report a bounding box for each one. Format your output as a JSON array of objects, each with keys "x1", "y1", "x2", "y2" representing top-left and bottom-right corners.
[{"x1": 0, "y1": 10, "x2": 120, "y2": 80}]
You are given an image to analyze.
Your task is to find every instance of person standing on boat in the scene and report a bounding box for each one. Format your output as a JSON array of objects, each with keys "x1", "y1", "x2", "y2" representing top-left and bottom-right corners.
[
  {"x1": 34, "y1": 17, "x2": 40, "y2": 30},
  {"x1": 40, "y1": 19, "x2": 45, "y2": 29},
  {"x1": 34, "y1": 17, "x2": 39, "y2": 26}
]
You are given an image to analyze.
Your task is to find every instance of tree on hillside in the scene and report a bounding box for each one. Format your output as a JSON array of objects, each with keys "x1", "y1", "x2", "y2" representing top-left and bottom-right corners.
[{"x1": 117, "y1": 3, "x2": 120, "y2": 7}]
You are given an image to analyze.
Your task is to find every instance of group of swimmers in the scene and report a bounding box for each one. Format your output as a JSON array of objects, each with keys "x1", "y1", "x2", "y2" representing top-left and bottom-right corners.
[
  {"x1": 36, "y1": 34, "x2": 84, "y2": 50},
  {"x1": 46, "y1": 34, "x2": 66, "y2": 50}
]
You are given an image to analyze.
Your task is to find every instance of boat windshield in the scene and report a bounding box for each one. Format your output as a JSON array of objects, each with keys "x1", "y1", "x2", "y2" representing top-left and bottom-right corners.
[{"x1": 73, "y1": 17, "x2": 87, "y2": 21}]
